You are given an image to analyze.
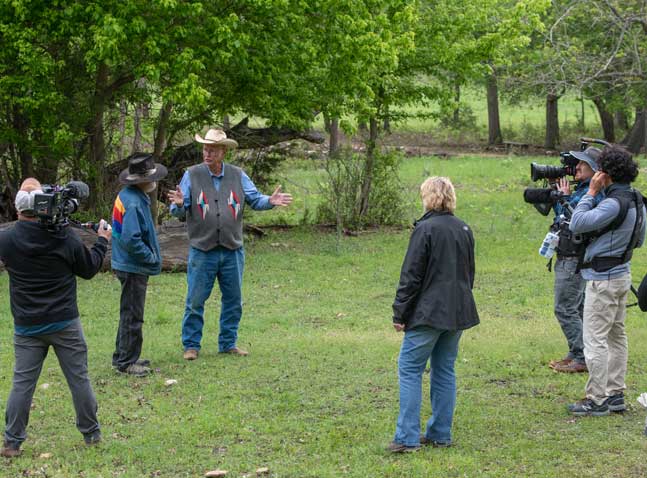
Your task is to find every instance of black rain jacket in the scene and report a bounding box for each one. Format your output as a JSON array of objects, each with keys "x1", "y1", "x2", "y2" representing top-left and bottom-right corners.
[
  {"x1": 392, "y1": 210, "x2": 479, "y2": 331},
  {"x1": 0, "y1": 220, "x2": 107, "y2": 327}
]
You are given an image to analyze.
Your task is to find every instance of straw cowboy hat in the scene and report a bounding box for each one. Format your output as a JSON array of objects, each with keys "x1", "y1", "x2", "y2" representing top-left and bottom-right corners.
[
  {"x1": 118, "y1": 152, "x2": 168, "y2": 185},
  {"x1": 194, "y1": 128, "x2": 238, "y2": 149}
]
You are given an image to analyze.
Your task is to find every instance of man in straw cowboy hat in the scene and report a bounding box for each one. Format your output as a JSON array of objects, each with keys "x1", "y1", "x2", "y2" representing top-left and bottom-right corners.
[
  {"x1": 168, "y1": 128, "x2": 292, "y2": 360},
  {"x1": 111, "y1": 152, "x2": 168, "y2": 376}
]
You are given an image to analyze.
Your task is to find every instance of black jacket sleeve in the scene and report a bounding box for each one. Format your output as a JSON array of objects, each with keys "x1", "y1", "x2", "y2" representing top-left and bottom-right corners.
[
  {"x1": 69, "y1": 234, "x2": 108, "y2": 279},
  {"x1": 468, "y1": 229, "x2": 475, "y2": 289},
  {"x1": 392, "y1": 225, "x2": 430, "y2": 324}
]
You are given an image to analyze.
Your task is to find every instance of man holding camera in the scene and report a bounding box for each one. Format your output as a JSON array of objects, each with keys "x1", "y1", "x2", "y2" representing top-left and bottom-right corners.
[
  {"x1": 549, "y1": 147, "x2": 603, "y2": 373},
  {"x1": 567, "y1": 145, "x2": 646, "y2": 416},
  {"x1": 0, "y1": 178, "x2": 111, "y2": 457}
]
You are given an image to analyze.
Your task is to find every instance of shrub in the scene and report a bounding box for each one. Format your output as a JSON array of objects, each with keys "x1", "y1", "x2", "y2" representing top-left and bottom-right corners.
[{"x1": 317, "y1": 148, "x2": 410, "y2": 229}]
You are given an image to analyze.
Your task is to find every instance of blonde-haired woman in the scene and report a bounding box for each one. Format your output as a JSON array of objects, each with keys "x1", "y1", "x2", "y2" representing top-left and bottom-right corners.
[{"x1": 389, "y1": 177, "x2": 479, "y2": 453}]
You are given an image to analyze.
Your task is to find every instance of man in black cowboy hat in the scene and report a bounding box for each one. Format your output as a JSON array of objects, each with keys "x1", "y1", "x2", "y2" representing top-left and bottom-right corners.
[{"x1": 111, "y1": 152, "x2": 168, "y2": 376}]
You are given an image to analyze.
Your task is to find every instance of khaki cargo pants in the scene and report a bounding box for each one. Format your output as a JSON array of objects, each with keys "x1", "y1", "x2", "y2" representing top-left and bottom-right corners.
[{"x1": 583, "y1": 274, "x2": 631, "y2": 405}]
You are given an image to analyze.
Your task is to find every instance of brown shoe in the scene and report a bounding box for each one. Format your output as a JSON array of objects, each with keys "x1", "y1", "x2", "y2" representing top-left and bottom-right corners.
[
  {"x1": 554, "y1": 361, "x2": 587, "y2": 373},
  {"x1": 1, "y1": 442, "x2": 21, "y2": 458},
  {"x1": 220, "y1": 347, "x2": 248, "y2": 356},
  {"x1": 183, "y1": 349, "x2": 199, "y2": 360},
  {"x1": 549, "y1": 357, "x2": 572, "y2": 369},
  {"x1": 386, "y1": 441, "x2": 420, "y2": 453}
]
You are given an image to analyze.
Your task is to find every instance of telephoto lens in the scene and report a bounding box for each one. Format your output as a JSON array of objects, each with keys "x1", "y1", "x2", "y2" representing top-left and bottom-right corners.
[{"x1": 531, "y1": 162, "x2": 569, "y2": 182}]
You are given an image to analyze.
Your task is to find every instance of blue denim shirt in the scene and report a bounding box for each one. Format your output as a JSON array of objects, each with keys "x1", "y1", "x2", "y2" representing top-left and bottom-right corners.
[
  {"x1": 111, "y1": 186, "x2": 162, "y2": 276},
  {"x1": 552, "y1": 179, "x2": 603, "y2": 225},
  {"x1": 170, "y1": 164, "x2": 273, "y2": 218}
]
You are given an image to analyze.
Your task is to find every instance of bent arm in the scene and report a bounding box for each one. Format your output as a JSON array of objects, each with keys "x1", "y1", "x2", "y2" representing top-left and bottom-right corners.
[
  {"x1": 392, "y1": 227, "x2": 429, "y2": 324},
  {"x1": 118, "y1": 206, "x2": 157, "y2": 264},
  {"x1": 71, "y1": 235, "x2": 108, "y2": 279},
  {"x1": 170, "y1": 171, "x2": 191, "y2": 218},
  {"x1": 569, "y1": 196, "x2": 619, "y2": 234},
  {"x1": 242, "y1": 172, "x2": 273, "y2": 210}
]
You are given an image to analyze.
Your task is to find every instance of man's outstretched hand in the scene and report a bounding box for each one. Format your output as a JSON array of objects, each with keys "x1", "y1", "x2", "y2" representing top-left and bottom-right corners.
[
  {"x1": 269, "y1": 185, "x2": 293, "y2": 207},
  {"x1": 167, "y1": 185, "x2": 184, "y2": 206}
]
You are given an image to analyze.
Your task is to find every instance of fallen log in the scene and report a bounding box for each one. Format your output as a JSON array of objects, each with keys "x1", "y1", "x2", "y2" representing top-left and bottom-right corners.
[{"x1": 0, "y1": 219, "x2": 265, "y2": 273}]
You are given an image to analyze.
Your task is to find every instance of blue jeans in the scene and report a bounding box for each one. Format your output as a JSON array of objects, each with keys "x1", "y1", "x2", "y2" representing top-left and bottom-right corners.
[
  {"x1": 554, "y1": 257, "x2": 585, "y2": 363},
  {"x1": 394, "y1": 326, "x2": 462, "y2": 447},
  {"x1": 181, "y1": 246, "x2": 244, "y2": 352}
]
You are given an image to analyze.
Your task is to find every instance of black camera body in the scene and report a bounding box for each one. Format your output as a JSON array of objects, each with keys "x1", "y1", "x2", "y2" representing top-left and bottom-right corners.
[
  {"x1": 524, "y1": 138, "x2": 610, "y2": 215},
  {"x1": 33, "y1": 181, "x2": 90, "y2": 229}
]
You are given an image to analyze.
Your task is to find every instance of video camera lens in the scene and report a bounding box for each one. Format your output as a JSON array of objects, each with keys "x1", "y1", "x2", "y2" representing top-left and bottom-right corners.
[{"x1": 530, "y1": 162, "x2": 570, "y2": 182}]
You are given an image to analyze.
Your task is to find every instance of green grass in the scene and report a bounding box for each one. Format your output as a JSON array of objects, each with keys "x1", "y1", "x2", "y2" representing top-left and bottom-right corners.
[{"x1": 2, "y1": 155, "x2": 647, "y2": 477}]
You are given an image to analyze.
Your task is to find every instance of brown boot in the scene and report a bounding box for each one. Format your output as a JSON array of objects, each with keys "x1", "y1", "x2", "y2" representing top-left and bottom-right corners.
[
  {"x1": 1, "y1": 442, "x2": 21, "y2": 458},
  {"x1": 183, "y1": 349, "x2": 199, "y2": 360},
  {"x1": 549, "y1": 357, "x2": 572, "y2": 369},
  {"x1": 553, "y1": 361, "x2": 587, "y2": 373}
]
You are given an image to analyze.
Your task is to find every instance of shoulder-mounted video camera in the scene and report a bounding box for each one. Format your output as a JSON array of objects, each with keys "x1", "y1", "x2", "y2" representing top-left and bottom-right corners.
[
  {"x1": 524, "y1": 137, "x2": 610, "y2": 215},
  {"x1": 34, "y1": 181, "x2": 90, "y2": 229}
]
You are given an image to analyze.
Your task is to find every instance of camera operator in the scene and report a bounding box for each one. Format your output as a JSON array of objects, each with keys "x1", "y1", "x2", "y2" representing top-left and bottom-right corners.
[
  {"x1": 567, "y1": 145, "x2": 646, "y2": 416},
  {"x1": 0, "y1": 178, "x2": 111, "y2": 458},
  {"x1": 549, "y1": 147, "x2": 603, "y2": 373}
]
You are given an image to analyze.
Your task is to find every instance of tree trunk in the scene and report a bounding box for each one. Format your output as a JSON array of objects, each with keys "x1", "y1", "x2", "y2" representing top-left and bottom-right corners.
[
  {"x1": 383, "y1": 117, "x2": 391, "y2": 134},
  {"x1": 323, "y1": 112, "x2": 331, "y2": 134},
  {"x1": 359, "y1": 117, "x2": 379, "y2": 218},
  {"x1": 592, "y1": 97, "x2": 615, "y2": 143},
  {"x1": 116, "y1": 99, "x2": 128, "y2": 162},
  {"x1": 486, "y1": 73, "x2": 502, "y2": 145},
  {"x1": 222, "y1": 114, "x2": 231, "y2": 130},
  {"x1": 151, "y1": 102, "x2": 173, "y2": 223},
  {"x1": 545, "y1": 94, "x2": 560, "y2": 150},
  {"x1": 132, "y1": 103, "x2": 144, "y2": 153},
  {"x1": 329, "y1": 116, "x2": 340, "y2": 156},
  {"x1": 453, "y1": 83, "x2": 461, "y2": 125},
  {"x1": 615, "y1": 110, "x2": 629, "y2": 131},
  {"x1": 86, "y1": 63, "x2": 109, "y2": 207},
  {"x1": 12, "y1": 105, "x2": 34, "y2": 179},
  {"x1": 621, "y1": 107, "x2": 645, "y2": 154},
  {"x1": 578, "y1": 94, "x2": 585, "y2": 130}
]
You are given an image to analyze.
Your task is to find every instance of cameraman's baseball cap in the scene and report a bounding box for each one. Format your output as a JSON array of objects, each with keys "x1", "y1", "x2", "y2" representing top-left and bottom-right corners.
[{"x1": 569, "y1": 146, "x2": 601, "y2": 172}]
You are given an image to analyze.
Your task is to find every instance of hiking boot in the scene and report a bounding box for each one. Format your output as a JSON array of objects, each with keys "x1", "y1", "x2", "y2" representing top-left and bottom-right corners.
[
  {"x1": 549, "y1": 357, "x2": 572, "y2": 369},
  {"x1": 0, "y1": 442, "x2": 21, "y2": 458},
  {"x1": 136, "y1": 359, "x2": 151, "y2": 367},
  {"x1": 219, "y1": 347, "x2": 248, "y2": 356},
  {"x1": 386, "y1": 441, "x2": 420, "y2": 453},
  {"x1": 605, "y1": 393, "x2": 626, "y2": 412},
  {"x1": 119, "y1": 363, "x2": 151, "y2": 377},
  {"x1": 553, "y1": 361, "x2": 587, "y2": 373},
  {"x1": 568, "y1": 398, "x2": 610, "y2": 416},
  {"x1": 183, "y1": 349, "x2": 199, "y2": 360},
  {"x1": 84, "y1": 431, "x2": 102, "y2": 446},
  {"x1": 420, "y1": 435, "x2": 452, "y2": 448}
]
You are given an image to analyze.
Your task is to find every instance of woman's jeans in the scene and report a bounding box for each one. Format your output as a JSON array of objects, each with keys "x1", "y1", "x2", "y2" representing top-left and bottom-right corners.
[
  {"x1": 181, "y1": 246, "x2": 245, "y2": 352},
  {"x1": 394, "y1": 326, "x2": 462, "y2": 447}
]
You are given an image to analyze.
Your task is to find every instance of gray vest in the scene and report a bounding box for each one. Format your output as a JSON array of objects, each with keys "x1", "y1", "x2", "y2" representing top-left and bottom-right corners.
[{"x1": 187, "y1": 163, "x2": 245, "y2": 251}]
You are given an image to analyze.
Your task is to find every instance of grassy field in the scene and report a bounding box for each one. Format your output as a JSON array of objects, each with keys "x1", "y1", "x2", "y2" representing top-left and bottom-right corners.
[{"x1": 2, "y1": 154, "x2": 647, "y2": 477}]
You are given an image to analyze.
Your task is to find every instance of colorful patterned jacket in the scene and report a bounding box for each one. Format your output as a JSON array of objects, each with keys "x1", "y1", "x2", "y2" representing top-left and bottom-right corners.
[{"x1": 111, "y1": 185, "x2": 161, "y2": 275}]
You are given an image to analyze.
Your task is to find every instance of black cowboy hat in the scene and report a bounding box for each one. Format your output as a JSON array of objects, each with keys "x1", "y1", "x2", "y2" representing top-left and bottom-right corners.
[{"x1": 118, "y1": 152, "x2": 168, "y2": 185}]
